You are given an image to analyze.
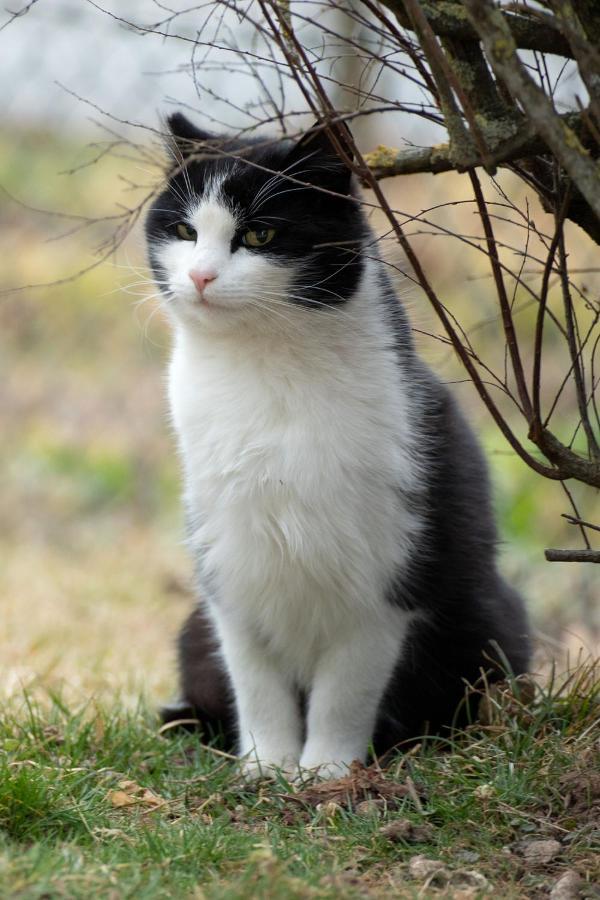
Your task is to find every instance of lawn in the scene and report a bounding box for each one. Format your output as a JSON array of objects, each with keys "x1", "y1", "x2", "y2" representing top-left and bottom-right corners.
[{"x1": 1, "y1": 666, "x2": 598, "y2": 898}]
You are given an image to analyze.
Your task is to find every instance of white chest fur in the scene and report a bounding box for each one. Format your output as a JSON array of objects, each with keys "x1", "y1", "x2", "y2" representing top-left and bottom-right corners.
[{"x1": 168, "y1": 280, "x2": 423, "y2": 687}]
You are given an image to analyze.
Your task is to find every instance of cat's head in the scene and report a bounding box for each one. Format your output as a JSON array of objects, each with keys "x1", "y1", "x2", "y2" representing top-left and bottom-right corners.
[{"x1": 145, "y1": 113, "x2": 367, "y2": 330}]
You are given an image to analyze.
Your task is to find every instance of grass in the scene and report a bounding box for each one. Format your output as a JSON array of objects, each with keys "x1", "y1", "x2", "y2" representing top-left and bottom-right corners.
[{"x1": 1, "y1": 665, "x2": 598, "y2": 898}]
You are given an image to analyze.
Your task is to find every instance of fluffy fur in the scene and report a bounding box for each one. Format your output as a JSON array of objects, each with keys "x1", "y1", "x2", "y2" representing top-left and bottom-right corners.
[{"x1": 147, "y1": 115, "x2": 530, "y2": 777}]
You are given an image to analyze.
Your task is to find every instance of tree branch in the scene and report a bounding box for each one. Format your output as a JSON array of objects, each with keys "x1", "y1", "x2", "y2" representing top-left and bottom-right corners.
[
  {"x1": 382, "y1": 0, "x2": 572, "y2": 58},
  {"x1": 528, "y1": 425, "x2": 600, "y2": 487},
  {"x1": 545, "y1": 548, "x2": 600, "y2": 562},
  {"x1": 462, "y1": 0, "x2": 600, "y2": 226},
  {"x1": 549, "y1": 0, "x2": 600, "y2": 128},
  {"x1": 362, "y1": 113, "x2": 589, "y2": 179}
]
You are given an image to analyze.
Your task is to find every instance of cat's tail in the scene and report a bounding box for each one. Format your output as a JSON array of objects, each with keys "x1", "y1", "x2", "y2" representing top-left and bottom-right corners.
[
  {"x1": 159, "y1": 604, "x2": 237, "y2": 751},
  {"x1": 160, "y1": 697, "x2": 236, "y2": 751}
]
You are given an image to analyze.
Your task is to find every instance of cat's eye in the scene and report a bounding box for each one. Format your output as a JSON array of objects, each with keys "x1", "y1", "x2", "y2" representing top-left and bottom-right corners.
[
  {"x1": 174, "y1": 222, "x2": 197, "y2": 242},
  {"x1": 242, "y1": 228, "x2": 276, "y2": 248}
]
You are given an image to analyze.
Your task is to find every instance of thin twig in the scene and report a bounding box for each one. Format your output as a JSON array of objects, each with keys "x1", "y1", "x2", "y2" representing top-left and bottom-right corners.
[{"x1": 562, "y1": 513, "x2": 600, "y2": 535}]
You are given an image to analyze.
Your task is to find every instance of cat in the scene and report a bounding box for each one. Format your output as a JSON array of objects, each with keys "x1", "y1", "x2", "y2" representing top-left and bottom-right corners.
[{"x1": 147, "y1": 112, "x2": 531, "y2": 778}]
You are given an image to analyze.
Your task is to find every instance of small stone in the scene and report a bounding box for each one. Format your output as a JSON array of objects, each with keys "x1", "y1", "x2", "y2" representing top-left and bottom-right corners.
[
  {"x1": 473, "y1": 783, "x2": 495, "y2": 800},
  {"x1": 550, "y1": 870, "x2": 583, "y2": 900},
  {"x1": 449, "y1": 869, "x2": 489, "y2": 890},
  {"x1": 455, "y1": 850, "x2": 481, "y2": 864},
  {"x1": 355, "y1": 799, "x2": 383, "y2": 817},
  {"x1": 380, "y1": 818, "x2": 436, "y2": 843},
  {"x1": 517, "y1": 838, "x2": 562, "y2": 865},
  {"x1": 408, "y1": 854, "x2": 449, "y2": 885}
]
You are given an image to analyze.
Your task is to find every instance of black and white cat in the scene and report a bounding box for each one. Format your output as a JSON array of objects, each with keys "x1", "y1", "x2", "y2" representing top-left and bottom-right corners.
[{"x1": 147, "y1": 113, "x2": 530, "y2": 778}]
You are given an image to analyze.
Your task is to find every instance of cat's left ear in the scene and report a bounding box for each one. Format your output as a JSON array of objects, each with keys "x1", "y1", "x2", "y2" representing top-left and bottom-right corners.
[
  {"x1": 283, "y1": 120, "x2": 354, "y2": 190},
  {"x1": 165, "y1": 112, "x2": 214, "y2": 159}
]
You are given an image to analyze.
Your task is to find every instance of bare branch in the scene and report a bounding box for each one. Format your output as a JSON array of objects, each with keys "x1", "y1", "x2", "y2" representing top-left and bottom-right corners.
[
  {"x1": 0, "y1": 0, "x2": 41, "y2": 33},
  {"x1": 462, "y1": 0, "x2": 600, "y2": 226},
  {"x1": 545, "y1": 549, "x2": 600, "y2": 562},
  {"x1": 382, "y1": 0, "x2": 572, "y2": 58}
]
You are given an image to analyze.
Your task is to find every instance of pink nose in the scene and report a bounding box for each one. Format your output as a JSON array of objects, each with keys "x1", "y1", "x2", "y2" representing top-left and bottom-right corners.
[{"x1": 189, "y1": 270, "x2": 217, "y2": 293}]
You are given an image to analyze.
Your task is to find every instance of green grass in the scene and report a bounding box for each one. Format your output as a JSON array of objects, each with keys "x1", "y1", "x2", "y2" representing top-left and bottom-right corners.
[{"x1": 1, "y1": 666, "x2": 598, "y2": 899}]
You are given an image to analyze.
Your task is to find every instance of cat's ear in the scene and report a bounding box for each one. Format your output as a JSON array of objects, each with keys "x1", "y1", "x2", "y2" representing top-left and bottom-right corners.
[
  {"x1": 165, "y1": 112, "x2": 214, "y2": 158},
  {"x1": 294, "y1": 120, "x2": 354, "y2": 162},
  {"x1": 283, "y1": 120, "x2": 354, "y2": 189}
]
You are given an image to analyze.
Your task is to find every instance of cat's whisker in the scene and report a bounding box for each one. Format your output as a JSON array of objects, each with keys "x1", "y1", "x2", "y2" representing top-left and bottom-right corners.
[
  {"x1": 250, "y1": 184, "x2": 311, "y2": 215},
  {"x1": 120, "y1": 286, "x2": 170, "y2": 299},
  {"x1": 111, "y1": 259, "x2": 154, "y2": 271},
  {"x1": 249, "y1": 151, "x2": 324, "y2": 210},
  {"x1": 251, "y1": 289, "x2": 359, "y2": 326},
  {"x1": 134, "y1": 291, "x2": 164, "y2": 306},
  {"x1": 249, "y1": 215, "x2": 291, "y2": 225},
  {"x1": 165, "y1": 175, "x2": 188, "y2": 205},
  {"x1": 248, "y1": 296, "x2": 361, "y2": 334},
  {"x1": 122, "y1": 279, "x2": 171, "y2": 289},
  {"x1": 245, "y1": 298, "x2": 306, "y2": 333},
  {"x1": 168, "y1": 178, "x2": 194, "y2": 211},
  {"x1": 247, "y1": 154, "x2": 317, "y2": 211},
  {"x1": 136, "y1": 299, "x2": 170, "y2": 349},
  {"x1": 128, "y1": 292, "x2": 166, "y2": 304},
  {"x1": 249, "y1": 163, "x2": 320, "y2": 214},
  {"x1": 171, "y1": 152, "x2": 195, "y2": 203},
  {"x1": 179, "y1": 155, "x2": 196, "y2": 205}
]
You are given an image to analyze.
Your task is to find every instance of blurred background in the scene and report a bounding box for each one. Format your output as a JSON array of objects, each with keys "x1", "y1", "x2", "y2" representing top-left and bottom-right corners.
[{"x1": 1, "y1": 0, "x2": 597, "y2": 710}]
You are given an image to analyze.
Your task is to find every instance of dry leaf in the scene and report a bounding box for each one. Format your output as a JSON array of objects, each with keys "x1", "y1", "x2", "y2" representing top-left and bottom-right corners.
[
  {"x1": 108, "y1": 790, "x2": 137, "y2": 808},
  {"x1": 292, "y1": 760, "x2": 423, "y2": 812},
  {"x1": 118, "y1": 779, "x2": 142, "y2": 794},
  {"x1": 140, "y1": 788, "x2": 163, "y2": 807},
  {"x1": 108, "y1": 780, "x2": 166, "y2": 810}
]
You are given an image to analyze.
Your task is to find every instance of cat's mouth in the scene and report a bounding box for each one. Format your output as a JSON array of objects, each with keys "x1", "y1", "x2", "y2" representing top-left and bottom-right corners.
[
  {"x1": 188, "y1": 290, "x2": 233, "y2": 313},
  {"x1": 188, "y1": 286, "x2": 218, "y2": 307}
]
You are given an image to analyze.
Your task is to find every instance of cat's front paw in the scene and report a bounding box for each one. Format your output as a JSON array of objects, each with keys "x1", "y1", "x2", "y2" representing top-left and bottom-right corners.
[
  {"x1": 238, "y1": 752, "x2": 299, "y2": 782},
  {"x1": 299, "y1": 741, "x2": 368, "y2": 780},
  {"x1": 297, "y1": 757, "x2": 353, "y2": 781}
]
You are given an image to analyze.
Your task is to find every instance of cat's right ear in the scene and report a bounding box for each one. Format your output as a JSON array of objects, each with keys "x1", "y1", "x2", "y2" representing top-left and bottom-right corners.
[
  {"x1": 282, "y1": 120, "x2": 355, "y2": 192},
  {"x1": 165, "y1": 112, "x2": 214, "y2": 159}
]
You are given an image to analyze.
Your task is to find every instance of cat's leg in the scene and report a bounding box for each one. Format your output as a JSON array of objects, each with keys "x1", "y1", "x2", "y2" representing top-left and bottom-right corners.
[
  {"x1": 210, "y1": 608, "x2": 303, "y2": 777},
  {"x1": 299, "y1": 608, "x2": 411, "y2": 779}
]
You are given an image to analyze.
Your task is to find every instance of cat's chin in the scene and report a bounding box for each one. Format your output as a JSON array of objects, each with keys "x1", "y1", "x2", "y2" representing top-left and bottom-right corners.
[{"x1": 168, "y1": 295, "x2": 246, "y2": 330}]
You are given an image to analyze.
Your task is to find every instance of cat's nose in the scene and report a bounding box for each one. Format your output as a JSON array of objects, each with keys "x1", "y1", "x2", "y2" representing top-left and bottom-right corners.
[{"x1": 189, "y1": 270, "x2": 217, "y2": 293}]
